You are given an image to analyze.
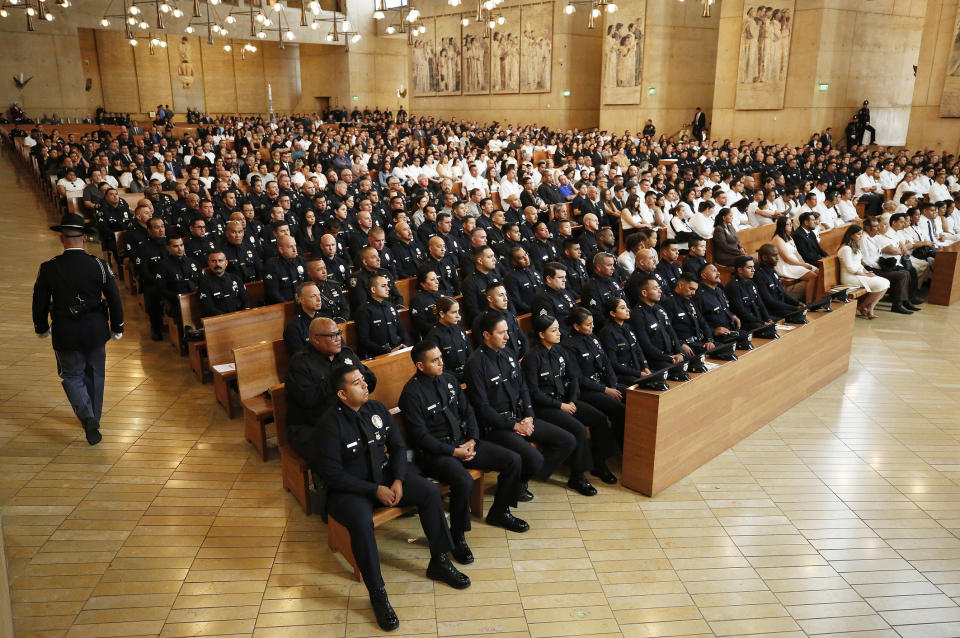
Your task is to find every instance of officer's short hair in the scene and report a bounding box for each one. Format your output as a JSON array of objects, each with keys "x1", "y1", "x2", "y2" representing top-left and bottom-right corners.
[
  {"x1": 331, "y1": 364, "x2": 361, "y2": 392},
  {"x1": 798, "y1": 212, "x2": 815, "y2": 225},
  {"x1": 592, "y1": 252, "x2": 614, "y2": 268},
  {"x1": 411, "y1": 339, "x2": 440, "y2": 364},
  {"x1": 562, "y1": 238, "x2": 579, "y2": 252},
  {"x1": 679, "y1": 273, "x2": 698, "y2": 285},
  {"x1": 543, "y1": 262, "x2": 566, "y2": 279},
  {"x1": 567, "y1": 306, "x2": 593, "y2": 329},
  {"x1": 165, "y1": 235, "x2": 183, "y2": 245},
  {"x1": 602, "y1": 297, "x2": 624, "y2": 315},
  {"x1": 478, "y1": 311, "x2": 507, "y2": 337},
  {"x1": 474, "y1": 245, "x2": 493, "y2": 262},
  {"x1": 660, "y1": 238, "x2": 679, "y2": 251},
  {"x1": 733, "y1": 255, "x2": 754, "y2": 270},
  {"x1": 485, "y1": 282, "x2": 505, "y2": 297},
  {"x1": 296, "y1": 280, "x2": 319, "y2": 297}
]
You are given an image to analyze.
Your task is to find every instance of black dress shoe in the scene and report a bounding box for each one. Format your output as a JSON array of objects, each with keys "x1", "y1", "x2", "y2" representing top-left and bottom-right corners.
[
  {"x1": 486, "y1": 510, "x2": 530, "y2": 533},
  {"x1": 891, "y1": 303, "x2": 913, "y2": 315},
  {"x1": 910, "y1": 297, "x2": 925, "y2": 306},
  {"x1": 369, "y1": 588, "x2": 399, "y2": 632},
  {"x1": 904, "y1": 302, "x2": 922, "y2": 311},
  {"x1": 83, "y1": 418, "x2": 102, "y2": 446},
  {"x1": 451, "y1": 535, "x2": 474, "y2": 564},
  {"x1": 590, "y1": 467, "x2": 617, "y2": 484},
  {"x1": 518, "y1": 482, "x2": 534, "y2": 502},
  {"x1": 426, "y1": 553, "x2": 471, "y2": 589},
  {"x1": 567, "y1": 475, "x2": 597, "y2": 496}
]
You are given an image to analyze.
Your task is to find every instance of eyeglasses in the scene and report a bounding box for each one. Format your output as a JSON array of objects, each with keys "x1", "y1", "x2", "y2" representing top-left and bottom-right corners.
[{"x1": 315, "y1": 330, "x2": 343, "y2": 339}]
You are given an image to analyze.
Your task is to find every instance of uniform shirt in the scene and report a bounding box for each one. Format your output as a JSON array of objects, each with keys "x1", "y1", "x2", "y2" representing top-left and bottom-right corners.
[
  {"x1": 223, "y1": 242, "x2": 264, "y2": 283},
  {"x1": 505, "y1": 266, "x2": 543, "y2": 315},
  {"x1": 425, "y1": 322, "x2": 472, "y2": 381},
  {"x1": 409, "y1": 289, "x2": 440, "y2": 338},
  {"x1": 316, "y1": 279, "x2": 350, "y2": 322},
  {"x1": 96, "y1": 200, "x2": 132, "y2": 231},
  {"x1": 521, "y1": 343, "x2": 579, "y2": 408},
  {"x1": 464, "y1": 344, "x2": 533, "y2": 432},
  {"x1": 197, "y1": 270, "x2": 250, "y2": 317},
  {"x1": 283, "y1": 308, "x2": 332, "y2": 354},
  {"x1": 529, "y1": 238, "x2": 561, "y2": 270},
  {"x1": 153, "y1": 254, "x2": 202, "y2": 304},
  {"x1": 578, "y1": 231, "x2": 600, "y2": 264},
  {"x1": 32, "y1": 249, "x2": 124, "y2": 351},
  {"x1": 426, "y1": 255, "x2": 461, "y2": 296},
  {"x1": 694, "y1": 284, "x2": 737, "y2": 332},
  {"x1": 561, "y1": 332, "x2": 619, "y2": 392},
  {"x1": 286, "y1": 346, "x2": 376, "y2": 429},
  {"x1": 724, "y1": 277, "x2": 771, "y2": 330},
  {"x1": 753, "y1": 264, "x2": 802, "y2": 316},
  {"x1": 629, "y1": 302, "x2": 683, "y2": 364},
  {"x1": 322, "y1": 254, "x2": 352, "y2": 284},
  {"x1": 530, "y1": 287, "x2": 576, "y2": 331},
  {"x1": 470, "y1": 308, "x2": 529, "y2": 360},
  {"x1": 598, "y1": 321, "x2": 650, "y2": 379},
  {"x1": 348, "y1": 267, "x2": 405, "y2": 311},
  {"x1": 389, "y1": 238, "x2": 427, "y2": 279},
  {"x1": 461, "y1": 269, "x2": 503, "y2": 322},
  {"x1": 315, "y1": 399, "x2": 406, "y2": 495},
  {"x1": 654, "y1": 261, "x2": 682, "y2": 298},
  {"x1": 132, "y1": 237, "x2": 167, "y2": 281},
  {"x1": 399, "y1": 371, "x2": 480, "y2": 457},
  {"x1": 185, "y1": 234, "x2": 220, "y2": 263},
  {"x1": 580, "y1": 275, "x2": 625, "y2": 322},
  {"x1": 355, "y1": 298, "x2": 409, "y2": 358},
  {"x1": 563, "y1": 257, "x2": 589, "y2": 299},
  {"x1": 263, "y1": 255, "x2": 306, "y2": 305},
  {"x1": 662, "y1": 295, "x2": 712, "y2": 344}
]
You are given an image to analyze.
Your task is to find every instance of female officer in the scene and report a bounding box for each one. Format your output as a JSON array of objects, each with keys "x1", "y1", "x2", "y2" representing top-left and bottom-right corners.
[{"x1": 425, "y1": 296, "x2": 472, "y2": 382}]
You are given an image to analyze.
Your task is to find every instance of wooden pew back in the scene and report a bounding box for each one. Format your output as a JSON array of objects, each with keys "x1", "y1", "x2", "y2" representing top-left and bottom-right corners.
[
  {"x1": 233, "y1": 339, "x2": 290, "y2": 404},
  {"x1": 366, "y1": 348, "x2": 416, "y2": 410},
  {"x1": 202, "y1": 301, "x2": 295, "y2": 366}
]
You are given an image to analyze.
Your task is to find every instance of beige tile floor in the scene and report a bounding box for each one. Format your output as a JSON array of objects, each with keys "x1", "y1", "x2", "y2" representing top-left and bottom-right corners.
[{"x1": 2, "y1": 147, "x2": 960, "y2": 638}]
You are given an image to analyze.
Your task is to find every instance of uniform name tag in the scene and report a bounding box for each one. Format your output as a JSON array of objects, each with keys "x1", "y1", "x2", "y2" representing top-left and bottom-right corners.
[
  {"x1": 347, "y1": 441, "x2": 357, "y2": 448},
  {"x1": 490, "y1": 375, "x2": 500, "y2": 382}
]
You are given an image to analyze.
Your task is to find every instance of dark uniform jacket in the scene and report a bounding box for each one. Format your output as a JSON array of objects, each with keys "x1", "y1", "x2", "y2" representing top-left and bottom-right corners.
[
  {"x1": 198, "y1": 270, "x2": 250, "y2": 317},
  {"x1": 409, "y1": 289, "x2": 440, "y2": 338},
  {"x1": 263, "y1": 255, "x2": 306, "y2": 305},
  {"x1": 561, "y1": 332, "x2": 619, "y2": 392},
  {"x1": 470, "y1": 308, "x2": 529, "y2": 360},
  {"x1": 694, "y1": 284, "x2": 738, "y2": 332},
  {"x1": 349, "y1": 267, "x2": 405, "y2": 311},
  {"x1": 389, "y1": 238, "x2": 427, "y2": 279},
  {"x1": 464, "y1": 345, "x2": 533, "y2": 433},
  {"x1": 725, "y1": 276, "x2": 772, "y2": 330},
  {"x1": 315, "y1": 399, "x2": 406, "y2": 496},
  {"x1": 754, "y1": 263, "x2": 802, "y2": 317},
  {"x1": 598, "y1": 321, "x2": 649, "y2": 379},
  {"x1": 563, "y1": 257, "x2": 589, "y2": 299},
  {"x1": 323, "y1": 254, "x2": 352, "y2": 284},
  {"x1": 399, "y1": 371, "x2": 479, "y2": 457},
  {"x1": 185, "y1": 234, "x2": 220, "y2": 263},
  {"x1": 529, "y1": 238, "x2": 561, "y2": 270},
  {"x1": 581, "y1": 275, "x2": 624, "y2": 322},
  {"x1": 132, "y1": 237, "x2": 166, "y2": 281},
  {"x1": 461, "y1": 269, "x2": 504, "y2": 322},
  {"x1": 682, "y1": 254, "x2": 707, "y2": 279},
  {"x1": 662, "y1": 295, "x2": 713, "y2": 344},
  {"x1": 530, "y1": 287, "x2": 577, "y2": 330},
  {"x1": 520, "y1": 343, "x2": 580, "y2": 408},
  {"x1": 629, "y1": 302, "x2": 683, "y2": 364},
  {"x1": 283, "y1": 308, "x2": 332, "y2": 354},
  {"x1": 426, "y1": 322, "x2": 472, "y2": 381},
  {"x1": 505, "y1": 267, "x2": 543, "y2": 315},
  {"x1": 286, "y1": 346, "x2": 375, "y2": 430},
  {"x1": 426, "y1": 255, "x2": 461, "y2": 296},
  {"x1": 356, "y1": 298, "x2": 409, "y2": 358},
  {"x1": 317, "y1": 279, "x2": 350, "y2": 322},
  {"x1": 153, "y1": 254, "x2": 202, "y2": 306},
  {"x1": 32, "y1": 249, "x2": 124, "y2": 351},
  {"x1": 654, "y1": 260, "x2": 682, "y2": 298},
  {"x1": 794, "y1": 227, "x2": 827, "y2": 265},
  {"x1": 223, "y1": 242, "x2": 263, "y2": 283}
]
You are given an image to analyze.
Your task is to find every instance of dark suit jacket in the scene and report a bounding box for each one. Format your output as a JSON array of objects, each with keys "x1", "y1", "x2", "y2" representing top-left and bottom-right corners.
[
  {"x1": 793, "y1": 228, "x2": 827, "y2": 265},
  {"x1": 712, "y1": 225, "x2": 743, "y2": 266}
]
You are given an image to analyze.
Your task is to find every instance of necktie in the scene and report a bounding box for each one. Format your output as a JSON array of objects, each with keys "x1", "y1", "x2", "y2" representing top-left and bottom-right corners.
[
  {"x1": 435, "y1": 377, "x2": 461, "y2": 442},
  {"x1": 497, "y1": 351, "x2": 519, "y2": 409}
]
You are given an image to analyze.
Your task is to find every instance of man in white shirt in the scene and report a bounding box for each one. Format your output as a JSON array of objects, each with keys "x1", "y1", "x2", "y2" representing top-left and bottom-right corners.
[
  {"x1": 929, "y1": 171, "x2": 951, "y2": 204},
  {"x1": 498, "y1": 166, "x2": 523, "y2": 211},
  {"x1": 878, "y1": 161, "x2": 904, "y2": 192},
  {"x1": 460, "y1": 164, "x2": 488, "y2": 198},
  {"x1": 855, "y1": 166, "x2": 883, "y2": 216},
  {"x1": 861, "y1": 217, "x2": 918, "y2": 313},
  {"x1": 890, "y1": 211, "x2": 932, "y2": 285},
  {"x1": 818, "y1": 191, "x2": 841, "y2": 231}
]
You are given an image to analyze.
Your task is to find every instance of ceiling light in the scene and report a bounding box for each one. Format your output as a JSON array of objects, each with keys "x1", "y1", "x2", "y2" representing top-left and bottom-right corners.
[
  {"x1": 129, "y1": 5, "x2": 139, "y2": 14},
  {"x1": 325, "y1": 32, "x2": 334, "y2": 41},
  {"x1": 342, "y1": 19, "x2": 350, "y2": 29},
  {"x1": 172, "y1": 7, "x2": 182, "y2": 17},
  {"x1": 160, "y1": 39, "x2": 167, "y2": 47},
  {"x1": 461, "y1": 17, "x2": 468, "y2": 25},
  {"x1": 26, "y1": 6, "x2": 35, "y2": 15},
  {"x1": 160, "y1": 2, "x2": 170, "y2": 12},
  {"x1": 0, "y1": 9, "x2": 8, "y2": 17},
  {"x1": 483, "y1": 0, "x2": 494, "y2": 9},
  {"x1": 256, "y1": 30, "x2": 266, "y2": 38},
  {"x1": 99, "y1": 17, "x2": 110, "y2": 26},
  {"x1": 45, "y1": 12, "x2": 54, "y2": 20},
  {"x1": 606, "y1": 2, "x2": 617, "y2": 12},
  {"x1": 385, "y1": 25, "x2": 394, "y2": 33},
  {"x1": 185, "y1": 24, "x2": 194, "y2": 32},
  {"x1": 405, "y1": 8, "x2": 419, "y2": 21},
  {"x1": 351, "y1": 33, "x2": 361, "y2": 42},
  {"x1": 211, "y1": 23, "x2": 220, "y2": 32},
  {"x1": 138, "y1": 20, "x2": 149, "y2": 28},
  {"x1": 497, "y1": 15, "x2": 504, "y2": 24},
  {"x1": 263, "y1": 17, "x2": 272, "y2": 25},
  {"x1": 310, "y1": 21, "x2": 318, "y2": 29},
  {"x1": 223, "y1": 43, "x2": 231, "y2": 51},
  {"x1": 273, "y1": 2, "x2": 284, "y2": 11},
  {"x1": 591, "y1": 7, "x2": 601, "y2": 17},
  {"x1": 129, "y1": 38, "x2": 138, "y2": 45},
  {"x1": 373, "y1": 9, "x2": 384, "y2": 18},
  {"x1": 285, "y1": 29, "x2": 295, "y2": 39},
  {"x1": 488, "y1": 19, "x2": 494, "y2": 27},
  {"x1": 225, "y1": 14, "x2": 235, "y2": 23}
]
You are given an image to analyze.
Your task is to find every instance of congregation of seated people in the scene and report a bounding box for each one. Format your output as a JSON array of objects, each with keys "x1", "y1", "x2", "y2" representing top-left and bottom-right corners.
[{"x1": 12, "y1": 103, "x2": 960, "y2": 632}]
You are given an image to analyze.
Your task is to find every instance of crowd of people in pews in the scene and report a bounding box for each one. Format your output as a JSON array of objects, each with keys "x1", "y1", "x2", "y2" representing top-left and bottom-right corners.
[{"x1": 15, "y1": 108, "x2": 960, "y2": 631}]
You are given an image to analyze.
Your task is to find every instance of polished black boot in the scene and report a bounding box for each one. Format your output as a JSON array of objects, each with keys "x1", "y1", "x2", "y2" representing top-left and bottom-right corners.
[{"x1": 369, "y1": 587, "x2": 399, "y2": 631}]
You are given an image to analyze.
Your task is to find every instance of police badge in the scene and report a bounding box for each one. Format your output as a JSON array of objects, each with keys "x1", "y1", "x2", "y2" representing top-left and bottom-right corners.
[{"x1": 372, "y1": 414, "x2": 383, "y2": 429}]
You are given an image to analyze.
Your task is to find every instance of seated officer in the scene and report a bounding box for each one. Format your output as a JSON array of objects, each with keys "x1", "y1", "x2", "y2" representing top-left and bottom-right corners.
[
  {"x1": 425, "y1": 297, "x2": 472, "y2": 382},
  {"x1": 223, "y1": 220, "x2": 263, "y2": 283},
  {"x1": 153, "y1": 235, "x2": 202, "y2": 324},
  {"x1": 184, "y1": 217, "x2": 219, "y2": 264},
  {"x1": 581, "y1": 252, "x2": 625, "y2": 326},
  {"x1": 283, "y1": 281, "x2": 331, "y2": 354},
  {"x1": 320, "y1": 233, "x2": 352, "y2": 284},
  {"x1": 400, "y1": 341, "x2": 528, "y2": 562},
  {"x1": 464, "y1": 313, "x2": 577, "y2": 501},
  {"x1": 725, "y1": 256, "x2": 777, "y2": 335},
  {"x1": 198, "y1": 251, "x2": 250, "y2": 317},
  {"x1": 471, "y1": 283, "x2": 529, "y2": 359},
  {"x1": 425, "y1": 236, "x2": 461, "y2": 296},
  {"x1": 315, "y1": 365, "x2": 470, "y2": 632},
  {"x1": 531, "y1": 262, "x2": 577, "y2": 332},
  {"x1": 755, "y1": 244, "x2": 808, "y2": 323},
  {"x1": 662, "y1": 274, "x2": 735, "y2": 362},
  {"x1": 682, "y1": 237, "x2": 708, "y2": 279},
  {"x1": 305, "y1": 257, "x2": 349, "y2": 322},
  {"x1": 654, "y1": 239, "x2": 683, "y2": 298},
  {"x1": 356, "y1": 274, "x2": 410, "y2": 359},
  {"x1": 461, "y1": 246, "x2": 504, "y2": 323},
  {"x1": 695, "y1": 263, "x2": 752, "y2": 350},
  {"x1": 629, "y1": 275, "x2": 695, "y2": 380},
  {"x1": 409, "y1": 265, "x2": 442, "y2": 339},
  {"x1": 264, "y1": 235, "x2": 306, "y2": 305},
  {"x1": 504, "y1": 246, "x2": 543, "y2": 316},
  {"x1": 561, "y1": 238, "x2": 589, "y2": 299},
  {"x1": 349, "y1": 246, "x2": 405, "y2": 312},
  {"x1": 598, "y1": 297, "x2": 652, "y2": 387}
]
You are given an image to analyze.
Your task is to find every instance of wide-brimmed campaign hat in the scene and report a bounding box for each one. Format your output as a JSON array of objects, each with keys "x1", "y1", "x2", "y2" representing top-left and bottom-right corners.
[{"x1": 50, "y1": 213, "x2": 92, "y2": 234}]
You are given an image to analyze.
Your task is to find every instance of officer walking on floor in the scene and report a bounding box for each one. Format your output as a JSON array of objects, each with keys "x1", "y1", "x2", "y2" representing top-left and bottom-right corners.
[{"x1": 33, "y1": 213, "x2": 124, "y2": 446}]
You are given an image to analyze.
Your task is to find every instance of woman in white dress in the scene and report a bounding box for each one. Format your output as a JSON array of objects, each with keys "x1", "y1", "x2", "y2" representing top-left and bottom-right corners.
[
  {"x1": 771, "y1": 216, "x2": 820, "y2": 304},
  {"x1": 838, "y1": 225, "x2": 889, "y2": 319}
]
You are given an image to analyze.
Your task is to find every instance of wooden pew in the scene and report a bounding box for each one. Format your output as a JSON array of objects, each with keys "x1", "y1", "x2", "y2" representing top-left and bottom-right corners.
[
  {"x1": 271, "y1": 383, "x2": 313, "y2": 514},
  {"x1": 327, "y1": 407, "x2": 485, "y2": 582},
  {"x1": 233, "y1": 339, "x2": 290, "y2": 460},
  {"x1": 621, "y1": 300, "x2": 858, "y2": 497},
  {"x1": 366, "y1": 348, "x2": 416, "y2": 410},
  {"x1": 394, "y1": 277, "x2": 417, "y2": 307},
  {"x1": 202, "y1": 301, "x2": 295, "y2": 417},
  {"x1": 928, "y1": 241, "x2": 960, "y2": 306}
]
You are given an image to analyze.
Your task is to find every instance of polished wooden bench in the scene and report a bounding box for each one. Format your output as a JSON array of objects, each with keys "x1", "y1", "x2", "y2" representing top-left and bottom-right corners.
[
  {"x1": 929, "y1": 240, "x2": 960, "y2": 306},
  {"x1": 366, "y1": 347, "x2": 416, "y2": 409},
  {"x1": 621, "y1": 300, "x2": 857, "y2": 497},
  {"x1": 203, "y1": 300, "x2": 295, "y2": 417},
  {"x1": 271, "y1": 383, "x2": 313, "y2": 514},
  {"x1": 233, "y1": 338, "x2": 290, "y2": 460}
]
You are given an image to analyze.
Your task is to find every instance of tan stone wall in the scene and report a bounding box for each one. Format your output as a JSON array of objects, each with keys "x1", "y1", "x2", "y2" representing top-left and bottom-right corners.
[{"x1": 907, "y1": 0, "x2": 960, "y2": 152}]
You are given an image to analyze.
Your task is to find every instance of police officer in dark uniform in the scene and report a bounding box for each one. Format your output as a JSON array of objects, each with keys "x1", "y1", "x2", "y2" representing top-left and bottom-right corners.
[
  {"x1": 464, "y1": 313, "x2": 578, "y2": 501},
  {"x1": 461, "y1": 246, "x2": 504, "y2": 323},
  {"x1": 400, "y1": 341, "x2": 528, "y2": 562},
  {"x1": 580, "y1": 252, "x2": 625, "y2": 326},
  {"x1": 409, "y1": 265, "x2": 441, "y2": 338},
  {"x1": 425, "y1": 236, "x2": 461, "y2": 296},
  {"x1": 33, "y1": 213, "x2": 124, "y2": 446},
  {"x1": 305, "y1": 257, "x2": 349, "y2": 323},
  {"x1": 695, "y1": 263, "x2": 752, "y2": 350},
  {"x1": 184, "y1": 218, "x2": 219, "y2": 264},
  {"x1": 504, "y1": 246, "x2": 543, "y2": 316},
  {"x1": 355, "y1": 273, "x2": 410, "y2": 359},
  {"x1": 198, "y1": 251, "x2": 251, "y2": 317},
  {"x1": 320, "y1": 233, "x2": 353, "y2": 284},
  {"x1": 725, "y1": 256, "x2": 776, "y2": 334},
  {"x1": 528, "y1": 223, "x2": 561, "y2": 271},
  {"x1": 662, "y1": 273, "x2": 736, "y2": 363},
  {"x1": 388, "y1": 221, "x2": 427, "y2": 279},
  {"x1": 857, "y1": 100, "x2": 875, "y2": 145},
  {"x1": 133, "y1": 218, "x2": 169, "y2": 340},
  {"x1": 263, "y1": 235, "x2": 306, "y2": 305},
  {"x1": 755, "y1": 244, "x2": 808, "y2": 323},
  {"x1": 153, "y1": 235, "x2": 202, "y2": 325},
  {"x1": 531, "y1": 263, "x2": 577, "y2": 332},
  {"x1": 471, "y1": 284, "x2": 529, "y2": 359},
  {"x1": 223, "y1": 220, "x2": 263, "y2": 283},
  {"x1": 95, "y1": 188, "x2": 132, "y2": 255},
  {"x1": 524, "y1": 314, "x2": 615, "y2": 489},
  {"x1": 561, "y1": 239, "x2": 589, "y2": 299},
  {"x1": 283, "y1": 281, "x2": 332, "y2": 354},
  {"x1": 654, "y1": 240, "x2": 683, "y2": 299},
  {"x1": 598, "y1": 297, "x2": 653, "y2": 388},
  {"x1": 629, "y1": 274, "x2": 695, "y2": 379},
  {"x1": 313, "y1": 365, "x2": 470, "y2": 632},
  {"x1": 425, "y1": 297, "x2": 472, "y2": 382},
  {"x1": 349, "y1": 246, "x2": 405, "y2": 312}
]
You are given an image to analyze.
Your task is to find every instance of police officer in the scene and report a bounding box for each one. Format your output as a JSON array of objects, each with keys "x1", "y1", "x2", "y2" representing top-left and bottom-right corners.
[
  {"x1": 597, "y1": 297, "x2": 653, "y2": 387},
  {"x1": 531, "y1": 263, "x2": 577, "y2": 332},
  {"x1": 355, "y1": 274, "x2": 410, "y2": 359},
  {"x1": 184, "y1": 217, "x2": 219, "y2": 264},
  {"x1": 95, "y1": 188, "x2": 132, "y2": 254},
  {"x1": 471, "y1": 284, "x2": 529, "y2": 359},
  {"x1": 349, "y1": 246, "x2": 405, "y2": 312},
  {"x1": 528, "y1": 222, "x2": 561, "y2": 271},
  {"x1": 425, "y1": 236, "x2": 461, "y2": 296},
  {"x1": 523, "y1": 314, "x2": 613, "y2": 490},
  {"x1": 305, "y1": 257, "x2": 349, "y2": 323},
  {"x1": 425, "y1": 297, "x2": 472, "y2": 382},
  {"x1": 400, "y1": 341, "x2": 528, "y2": 562},
  {"x1": 283, "y1": 281, "x2": 331, "y2": 354},
  {"x1": 133, "y1": 217, "x2": 168, "y2": 340},
  {"x1": 625, "y1": 248, "x2": 664, "y2": 307},
  {"x1": 857, "y1": 100, "x2": 876, "y2": 145},
  {"x1": 662, "y1": 274, "x2": 735, "y2": 363},
  {"x1": 465, "y1": 313, "x2": 578, "y2": 501},
  {"x1": 561, "y1": 238, "x2": 589, "y2": 299},
  {"x1": 313, "y1": 365, "x2": 470, "y2": 632},
  {"x1": 33, "y1": 213, "x2": 124, "y2": 446},
  {"x1": 223, "y1": 220, "x2": 263, "y2": 283},
  {"x1": 403, "y1": 265, "x2": 437, "y2": 338},
  {"x1": 388, "y1": 221, "x2": 427, "y2": 279},
  {"x1": 505, "y1": 246, "x2": 543, "y2": 316},
  {"x1": 580, "y1": 252, "x2": 625, "y2": 326},
  {"x1": 629, "y1": 275, "x2": 694, "y2": 380},
  {"x1": 153, "y1": 235, "x2": 202, "y2": 325},
  {"x1": 755, "y1": 244, "x2": 808, "y2": 323},
  {"x1": 725, "y1": 256, "x2": 776, "y2": 334},
  {"x1": 320, "y1": 233, "x2": 352, "y2": 284},
  {"x1": 461, "y1": 246, "x2": 504, "y2": 323},
  {"x1": 286, "y1": 317, "x2": 376, "y2": 448},
  {"x1": 654, "y1": 239, "x2": 683, "y2": 298},
  {"x1": 198, "y1": 251, "x2": 251, "y2": 317},
  {"x1": 263, "y1": 235, "x2": 306, "y2": 305},
  {"x1": 695, "y1": 263, "x2": 752, "y2": 350}
]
